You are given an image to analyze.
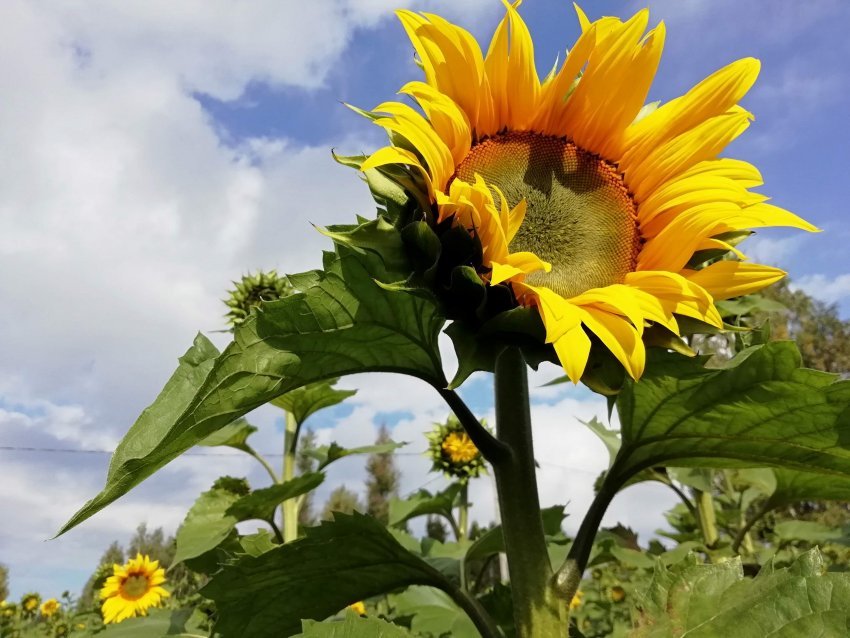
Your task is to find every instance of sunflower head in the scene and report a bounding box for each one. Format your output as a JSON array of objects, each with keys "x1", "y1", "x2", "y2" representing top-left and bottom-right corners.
[
  {"x1": 427, "y1": 416, "x2": 487, "y2": 481},
  {"x1": 224, "y1": 270, "x2": 293, "y2": 328},
  {"x1": 348, "y1": 601, "x2": 367, "y2": 616},
  {"x1": 40, "y1": 598, "x2": 60, "y2": 618},
  {"x1": 20, "y1": 593, "x2": 40, "y2": 615},
  {"x1": 99, "y1": 554, "x2": 169, "y2": 625},
  {"x1": 345, "y1": 2, "x2": 816, "y2": 388},
  {"x1": 54, "y1": 622, "x2": 70, "y2": 638}
]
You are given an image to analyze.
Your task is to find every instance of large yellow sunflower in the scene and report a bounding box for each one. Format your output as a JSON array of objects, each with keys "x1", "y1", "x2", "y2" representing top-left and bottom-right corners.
[
  {"x1": 99, "y1": 554, "x2": 168, "y2": 624},
  {"x1": 358, "y1": 2, "x2": 816, "y2": 382}
]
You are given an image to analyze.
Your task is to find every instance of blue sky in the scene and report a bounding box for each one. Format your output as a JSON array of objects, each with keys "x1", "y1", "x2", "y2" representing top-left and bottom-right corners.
[{"x1": 1, "y1": 0, "x2": 849, "y2": 601}]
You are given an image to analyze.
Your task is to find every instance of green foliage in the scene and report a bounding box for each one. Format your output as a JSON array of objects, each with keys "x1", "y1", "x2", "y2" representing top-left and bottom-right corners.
[
  {"x1": 59, "y1": 220, "x2": 446, "y2": 536},
  {"x1": 201, "y1": 513, "x2": 461, "y2": 638},
  {"x1": 271, "y1": 379, "x2": 356, "y2": 431},
  {"x1": 227, "y1": 473, "x2": 324, "y2": 524},
  {"x1": 390, "y1": 587, "x2": 478, "y2": 638},
  {"x1": 295, "y1": 611, "x2": 414, "y2": 637},
  {"x1": 610, "y1": 342, "x2": 850, "y2": 490},
  {"x1": 198, "y1": 418, "x2": 257, "y2": 452},
  {"x1": 632, "y1": 549, "x2": 850, "y2": 637},
  {"x1": 388, "y1": 485, "x2": 463, "y2": 530},
  {"x1": 0, "y1": 564, "x2": 8, "y2": 605},
  {"x1": 309, "y1": 441, "x2": 406, "y2": 472}
]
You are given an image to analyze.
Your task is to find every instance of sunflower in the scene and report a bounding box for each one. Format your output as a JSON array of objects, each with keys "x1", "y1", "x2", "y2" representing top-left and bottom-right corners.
[
  {"x1": 20, "y1": 593, "x2": 40, "y2": 615},
  {"x1": 427, "y1": 416, "x2": 487, "y2": 481},
  {"x1": 224, "y1": 270, "x2": 293, "y2": 328},
  {"x1": 100, "y1": 554, "x2": 169, "y2": 624},
  {"x1": 348, "y1": 601, "x2": 367, "y2": 615},
  {"x1": 40, "y1": 598, "x2": 60, "y2": 617},
  {"x1": 356, "y1": 2, "x2": 816, "y2": 382}
]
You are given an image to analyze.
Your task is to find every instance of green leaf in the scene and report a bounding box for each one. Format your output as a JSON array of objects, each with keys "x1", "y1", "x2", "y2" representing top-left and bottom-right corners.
[
  {"x1": 173, "y1": 483, "x2": 244, "y2": 565},
  {"x1": 580, "y1": 418, "x2": 621, "y2": 469},
  {"x1": 608, "y1": 342, "x2": 850, "y2": 492},
  {"x1": 466, "y1": 505, "x2": 567, "y2": 563},
  {"x1": 202, "y1": 513, "x2": 459, "y2": 638},
  {"x1": 59, "y1": 222, "x2": 446, "y2": 535},
  {"x1": 764, "y1": 466, "x2": 850, "y2": 510},
  {"x1": 295, "y1": 611, "x2": 414, "y2": 637},
  {"x1": 309, "y1": 441, "x2": 406, "y2": 471},
  {"x1": 390, "y1": 586, "x2": 478, "y2": 638},
  {"x1": 772, "y1": 520, "x2": 850, "y2": 545},
  {"x1": 388, "y1": 484, "x2": 463, "y2": 528},
  {"x1": 98, "y1": 609, "x2": 194, "y2": 636},
  {"x1": 271, "y1": 378, "x2": 356, "y2": 427},
  {"x1": 667, "y1": 468, "x2": 713, "y2": 493},
  {"x1": 632, "y1": 549, "x2": 850, "y2": 637},
  {"x1": 226, "y1": 472, "x2": 324, "y2": 522},
  {"x1": 198, "y1": 417, "x2": 257, "y2": 452}
]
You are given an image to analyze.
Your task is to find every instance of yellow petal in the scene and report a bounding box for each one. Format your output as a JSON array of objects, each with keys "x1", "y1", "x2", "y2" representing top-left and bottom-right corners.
[{"x1": 684, "y1": 261, "x2": 786, "y2": 300}]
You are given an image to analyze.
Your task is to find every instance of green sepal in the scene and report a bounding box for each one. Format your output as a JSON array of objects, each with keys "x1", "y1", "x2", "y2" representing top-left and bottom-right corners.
[{"x1": 686, "y1": 230, "x2": 753, "y2": 268}]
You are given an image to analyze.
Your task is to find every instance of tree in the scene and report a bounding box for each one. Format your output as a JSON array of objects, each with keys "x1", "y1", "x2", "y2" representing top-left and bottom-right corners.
[
  {"x1": 0, "y1": 562, "x2": 8, "y2": 602},
  {"x1": 425, "y1": 515, "x2": 448, "y2": 543},
  {"x1": 762, "y1": 280, "x2": 850, "y2": 374},
  {"x1": 320, "y1": 486, "x2": 363, "y2": 521},
  {"x1": 365, "y1": 424, "x2": 401, "y2": 525},
  {"x1": 128, "y1": 523, "x2": 175, "y2": 566},
  {"x1": 297, "y1": 428, "x2": 318, "y2": 527}
]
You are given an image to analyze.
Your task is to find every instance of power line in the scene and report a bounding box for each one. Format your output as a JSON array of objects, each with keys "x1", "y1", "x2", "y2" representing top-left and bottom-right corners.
[{"x1": 0, "y1": 445, "x2": 600, "y2": 474}]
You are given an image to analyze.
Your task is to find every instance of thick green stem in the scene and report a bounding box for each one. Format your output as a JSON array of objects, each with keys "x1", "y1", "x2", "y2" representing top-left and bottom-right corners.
[
  {"x1": 555, "y1": 478, "x2": 618, "y2": 602},
  {"x1": 282, "y1": 410, "x2": 299, "y2": 542},
  {"x1": 493, "y1": 348, "x2": 567, "y2": 637},
  {"x1": 694, "y1": 488, "x2": 719, "y2": 548}
]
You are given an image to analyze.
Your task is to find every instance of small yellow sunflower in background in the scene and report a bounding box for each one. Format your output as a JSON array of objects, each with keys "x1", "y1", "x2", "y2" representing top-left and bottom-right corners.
[
  {"x1": 570, "y1": 590, "x2": 584, "y2": 610},
  {"x1": 20, "y1": 593, "x2": 40, "y2": 615},
  {"x1": 356, "y1": 2, "x2": 816, "y2": 382},
  {"x1": 348, "y1": 601, "x2": 367, "y2": 615},
  {"x1": 40, "y1": 598, "x2": 60, "y2": 617},
  {"x1": 100, "y1": 554, "x2": 169, "y2": 624},
  {"x1": 427, "y1": 416, "x2": 487, "y2": 481}
]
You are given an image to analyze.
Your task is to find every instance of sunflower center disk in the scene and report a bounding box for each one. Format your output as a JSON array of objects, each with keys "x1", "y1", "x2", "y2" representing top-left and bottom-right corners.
[
  {"x1": 454, "y1": 132, "x2": 640, "y2": 299},
  {"x1": 120, "y1": 575, "x2": 150, "y2": 600}
]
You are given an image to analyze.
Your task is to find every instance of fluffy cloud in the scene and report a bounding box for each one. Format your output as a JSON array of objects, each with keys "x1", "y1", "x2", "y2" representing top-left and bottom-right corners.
[{"x1": 792, "y1": 273, "x2": 850, "y2": 306}]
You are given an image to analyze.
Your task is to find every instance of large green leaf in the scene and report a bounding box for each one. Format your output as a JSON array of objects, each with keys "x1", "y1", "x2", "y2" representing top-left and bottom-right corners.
[
  {"x1": 59, "y1": 223, "x2": 446, "y2": 535},
  {"x1": 271, "y1": 378, "x2": 356, "y2": 427},
  {"x1": 631, "y1": 549, "x2": 850, "y2": 637},
  {"x1": 226, "y1": 472, "x2": 324, "y2": 522},
  {"x1": 608, "y1": 342, "x2": 850, "y2": 490},
  {"x1": 295, "y1": 611, "x2": 414, "y2": 637},
  {"x1": 198, "y1": 417, "x2": 257, "y2": 452},
  {"x1": 173, "y1": 480, "x2": 247, "y2": 565},
  {"x1": 764, "y1": 466, "x2": 850, "y2": 510},
  {"x1": 466, "y1": 505, "x2": 567, "y2": 564},
  {"x1": 201, "y1": 513, "x2": 461, "y2": 638},
  {"x1": 390, "y1": 586, "x2": 478, "y2": 638},
  {"x1": 388, "y1": 484, "x2": 463, "y2": 529}
]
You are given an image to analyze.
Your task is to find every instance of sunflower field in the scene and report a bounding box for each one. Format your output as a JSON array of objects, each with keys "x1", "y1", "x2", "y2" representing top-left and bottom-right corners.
[{"x1": 8, "y1": 3, "x2": 850, "y2": 638}]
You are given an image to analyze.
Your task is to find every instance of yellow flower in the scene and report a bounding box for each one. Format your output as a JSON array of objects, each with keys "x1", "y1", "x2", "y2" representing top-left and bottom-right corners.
[
  {"x1": 100, "y1": 554, "x2": 169, "y2": 624},
  {"x1": 427, "y1": 416, "x2": 487, "y2": 481},
  {"x1": 570, "y1": 590, "x2": 584, "y2": 610},
  {"x1": 348, "y1": 601, "x2": 367, "y2": 615},
  {"x1": 357, "y1": 3, "x2": 816, "y2": 382},
  {"x1": 21, "y1": 593, "x2": 40, "y2": 613},
  {"x1": 40, "y1": 598, "x2": 60, "y2": 617},
  {"x1": 441, "y1": 431, "x2": 479, "y2": 464}
]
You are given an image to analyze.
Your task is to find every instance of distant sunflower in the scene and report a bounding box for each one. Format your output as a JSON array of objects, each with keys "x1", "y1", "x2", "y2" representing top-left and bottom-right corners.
[
  {"x1": 100, "y1": 554, "x2": 169, "y2": 624},
  {"x1": 348, "y1": 601, "x2": 367, "y2": 615},
  {"x1": 357, "y1": 2, "x2": 816, "y2": 381},
  {"x1": 21, "y1": 593, "x2": 40, "y2": 615},
  {"x1": 40, "y1": 598, "x2": 60, "y2": 618},
  {"x1": 427, "y1": 416, "x2": 487, "y2": 481}
]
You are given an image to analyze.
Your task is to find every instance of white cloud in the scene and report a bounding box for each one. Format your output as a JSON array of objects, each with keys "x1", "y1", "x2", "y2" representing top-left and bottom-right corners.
[
  {"x1": 792, "y1": 273, "x2": 850, "y2": 305},
  {"x1": 743, "y1": 235, "x2": 805, "y2": 266}
]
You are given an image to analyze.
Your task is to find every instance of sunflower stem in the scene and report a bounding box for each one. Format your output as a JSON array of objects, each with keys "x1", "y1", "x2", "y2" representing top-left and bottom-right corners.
[
  {"x1": 458, "y1": 482, "x2": 469, "y2": 542},
  {"x1": 492, "y1": 347, "x2": 567, "y2": 637},
  {"x1": 281, "y1": 410, "x2": 299, "y2": 543}
]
